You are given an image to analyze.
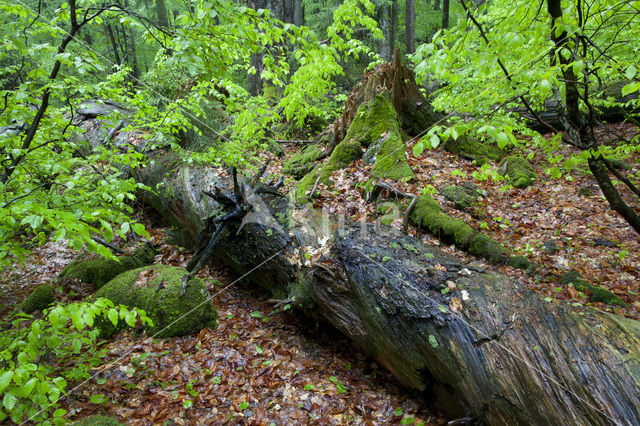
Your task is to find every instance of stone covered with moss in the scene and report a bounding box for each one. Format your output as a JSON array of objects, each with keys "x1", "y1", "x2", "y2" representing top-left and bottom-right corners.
[
  {"x1": 58, "y1": 244, "x2": 157, "y2": 290},
  {"x1": 439, "y1": 184, "x2": 480, "y2": 210},
  {"x1": 295, "y1": 96, "x2": 413, "y2": 202},
  {"x1": 498, "y1": 156, "x2": 537, "y2": 188},
  {"x1": 444, "y1": 135, "x2": 504, "y2": 165},
  {"x1": 409, "y1": 194, "x2": 532, "y2": 270},
  {"x1": 72, "y1": 415, "x2": 123, "y2": 426},
  {"x1": 283, "y1": 144, "x2": 325, "y2": 179},
  {"x1": 96, "y1": 264, "x2": 217, "y2": 337},
  {"x1": 561, "y1": 270, "x2": 627, "y2": 307},
  {"x1": 21, "y1": 284, "x2": 54, "y2": 313}
]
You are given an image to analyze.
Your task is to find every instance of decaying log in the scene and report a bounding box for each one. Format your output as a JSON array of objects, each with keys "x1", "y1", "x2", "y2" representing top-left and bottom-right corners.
[{"x1": 133, "y1": 153, "x2": 640, "y2": 425}]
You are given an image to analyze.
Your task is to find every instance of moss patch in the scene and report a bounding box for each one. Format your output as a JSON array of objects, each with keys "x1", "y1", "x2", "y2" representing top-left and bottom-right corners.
[
  {"x1": 58, "y1": 244, "x2": 157, "y2": 290},
  {"x1": 561, "y1": 270, "x2": 627, "y2": 307},
  {"x1": 21, "y1": 284, "x2": 54, "y2": 314},
  {"x1": 72, "y1": 415, "x2": 123, "y2": 426},
  {"x1": 409, "y1": 194, "x2": 531, "y2": 270},
  {"x1": 96, "y1": 264, "x2": 217, "y2": 338},
  {"x1": 444, "y1": 135, "x2": 504, "y2": 165},
  {"x1": 283, "y1": 144, "x2": 324, "y2": 179},
  {"x1": 498, "y1": 156, "x2": 536, "y2": 188}
]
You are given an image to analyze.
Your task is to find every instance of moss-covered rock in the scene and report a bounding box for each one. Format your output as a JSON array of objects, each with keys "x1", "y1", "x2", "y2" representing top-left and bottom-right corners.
[
  {"x1": 561, "y1": 270, "x2": 627, "y2": 307},
  {"x1": 409, "y1": 194, "x2": 531, "y2": 270},
  {"x1": 95, "y1": 264, "x2": 217, "y2": 338},
  {"x1": 438, "y1": 184, "x2": 480, "y2": 210},
  {"x1": 72, "y1": 415, "x2": 123, "y2": 426},
  {"x1": 21, "y1": 284, "x2": 54, "y2": 313},
  {"x1": 444, "y1": 135, "x2": 504, "y2": 165},
  {"x1": 498, "y1": 156, "x2": 536, "y2": 188},
  {"x1": 58, "y1": 244, "x2": 157, "y2": 290},
  {"x1": 283, "y1": 144, "x2": 325, "y2": 179}
]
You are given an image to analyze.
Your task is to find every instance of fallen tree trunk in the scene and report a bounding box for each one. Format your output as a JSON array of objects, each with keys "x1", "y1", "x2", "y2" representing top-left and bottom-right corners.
[
  {"x1": 133, "y1": 154, "x2": 640, "y2": 425},
  {"x1": 516, "y1": 81, "x2": 639, "y2": 132}
]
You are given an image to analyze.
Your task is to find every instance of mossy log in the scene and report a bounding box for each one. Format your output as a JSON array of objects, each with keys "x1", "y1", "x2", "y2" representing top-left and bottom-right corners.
[{"x1": 132, "y1": 154, "x2": 640, "y2": 424}]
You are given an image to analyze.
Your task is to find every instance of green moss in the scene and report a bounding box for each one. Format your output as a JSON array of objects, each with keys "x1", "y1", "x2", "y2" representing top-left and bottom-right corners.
[
  {"x1": 498, "y1": 156, "x2": 536, "y2": 188},
  {"x1": 370, "y1": 131, "x2": 414, "y2": 180},
  {"x1": 58, "y1": 244, "x2": 157, "y2": 290},
  {"x1": 72, "y1": 415, "x2": 123, "y2": 426},
  {"x1": 508, "y1": 255, "x2": 534, "y2": 271},
  {"x1": 561, "y1": 270, "x2": 627, "y2": 307},
  {"x1": 21, "y1": 284, "x2": 54, "y2": 313},
  {"x1": 294, "y1": 140, "x2": 362, "y2": 203},
  {"x1": 444, "y1": 135, "x2": 504, "y2": 165},
  {"x1": 96, "y1": 264, "x2": 217, "y2": 338},
  {"x1": 295, "y1": 95, "x2": 414, "y2": 202},
  {"x1": 439, "y1": 185, "x2": 479, "y2": 210},
  {"x1": 409, "y1": 194, "x2": 517, "y2": 266},
  {"x1": 283, "y1": 144, "x2": 324, "y2": 179}
]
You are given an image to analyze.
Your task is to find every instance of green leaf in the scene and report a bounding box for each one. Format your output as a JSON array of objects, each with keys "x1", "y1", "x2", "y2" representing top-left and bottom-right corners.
[
  {"x1": 429, "y1": 134, "x2": 440, "y2": 148},
  {"x1": 107, "y1": 309, "x2": 118, "y2": 326},
  {"x1": 438, "y1": 305, "x2": 447, "y2": 313},
  {"x1": 3, "y1": 393, "x2": 17, "y2": 411},
  {"x1": 428, "y1": 335, "x2": 439, "y2": 348},
  {"x1": 89, "y1": 394, "x2": 105, "y2": 404},
  {"x1": 132, "y1": 223, "x2": 149, "y2": 238},
  {"x1": 238, "y1": 402, "x2": 249, "y2": 410},
  {"x1": 255, "y1": 345, "x2": 264, "y2": 355},
  {"x1": 412, "y1": 142, "x2": 424, "y2": 157},
  {"x1": 0, "y1": 371, "x2": 14, "y2": 393},
  {"x1": 249, "y1": 311, "x2": 262, "y2": 318},
  {"x1": 544, "y1": 297, "x2": 552, "y2": 302},
  {"x1": 621, "y1": 82, "x2": 640, "y2": 97},
  {"x1": 183, "y1": 399, "x2": 193, "y2": 409},
  {"x1": 625, "y1": 65, "x2": 637, "y2": 80}
]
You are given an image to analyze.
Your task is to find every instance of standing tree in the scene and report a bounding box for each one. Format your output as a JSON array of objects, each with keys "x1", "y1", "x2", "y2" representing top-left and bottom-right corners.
[{"x1": 405, "y1": 0, "x2": 415, "y2": 53}]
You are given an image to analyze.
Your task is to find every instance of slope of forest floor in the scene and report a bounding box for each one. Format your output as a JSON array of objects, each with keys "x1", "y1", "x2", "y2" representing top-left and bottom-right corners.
[
  {"x1": 0, "y1": 230, "x2": 447, "y2": 424},
  {"x1": 267, "y1": 122, "x2": 640, "y2": 320}
]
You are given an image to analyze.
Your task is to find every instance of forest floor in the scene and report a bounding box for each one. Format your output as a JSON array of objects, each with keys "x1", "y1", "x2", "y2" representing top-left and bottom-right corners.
[
  {"x1": 1, "y1": 121, "x2": 639, "y2": 424},
  {"x1": 1, "y1": 231, "x2": 447, "y2": 425}
]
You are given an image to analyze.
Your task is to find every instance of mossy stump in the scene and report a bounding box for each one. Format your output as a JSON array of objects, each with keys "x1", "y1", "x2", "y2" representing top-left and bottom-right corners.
[
  {"x1": 439, "y1": 184, "x2": 480, "y2": 210},
  {"x1": 283, "y1": 144, "x2": 325, "y2": 179},
  {"x1": 96, "y1": 264, "x2": 217, "y2": 338},
  {"x1": 71, "y1": 415, "x2": 123, "y2": 426},
  {"x1": 58, "y1": 244, "x2": 156, "y2": 290},
  {"x1": 296, "y1": 95, "x2": 413, "y2": 203},
  {"x1": 21, "y1": 284, "x2": 54, "y2": 313}
]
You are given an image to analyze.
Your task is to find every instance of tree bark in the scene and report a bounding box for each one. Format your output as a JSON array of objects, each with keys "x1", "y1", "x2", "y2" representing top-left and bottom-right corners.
[
  {"x1": 390, "y1": 0, "x2": 398, "y2": 55},
  {"x1": 293, "y1": 0, "x2": 304, "y2": 26},
  {"x1": 405, "y1": 0, "x2": 415, "y2": 54}
]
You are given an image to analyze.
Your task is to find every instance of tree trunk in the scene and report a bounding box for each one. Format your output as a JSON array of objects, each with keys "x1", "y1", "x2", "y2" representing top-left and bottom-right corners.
[
  {"x1": 127, "y1": 151, "x2": 640, "y2": 425},
  {"x1": 390, "y1": 0, "x2": 397, "y2": 55},
  {"x1": 156, "y1": 0, "x2": 169, "y2": 27},
  {"x1": 379, "y1": 8, "x2": 391, "y2": 62},
  {"x1": 434, "y1": 0, "x2": 440, "y2": 10},
  {"x1": 405, "y1": 0, "x2": 415, "y2": 54},
  {"x1": 441, "y1": 0, "x2": 449, "y2": 29},
  {"x1": 293, "y1": 0, "x2": 304, "y2": 26},
  {"x1": 330, "y1": 52, "x2": 442, "y2": 146}
]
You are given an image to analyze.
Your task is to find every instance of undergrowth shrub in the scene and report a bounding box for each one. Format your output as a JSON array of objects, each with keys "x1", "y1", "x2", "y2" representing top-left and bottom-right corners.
[{"x1": 0, "y1": 298, "x2": 152, "y2": 424}]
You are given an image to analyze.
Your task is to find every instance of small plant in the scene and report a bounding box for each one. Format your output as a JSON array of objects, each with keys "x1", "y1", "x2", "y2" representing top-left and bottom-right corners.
[
  {"x1": 328, "y1": 376, "x2": 347, "y2": 394},
  {"x1": 0, "y1": 298, "x2": 151, "y2": 424}
]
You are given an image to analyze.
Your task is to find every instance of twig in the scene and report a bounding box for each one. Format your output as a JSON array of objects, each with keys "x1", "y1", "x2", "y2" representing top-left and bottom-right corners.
[{"x1": 91, "y1": 236, "x2": 126, "y2": 254}]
